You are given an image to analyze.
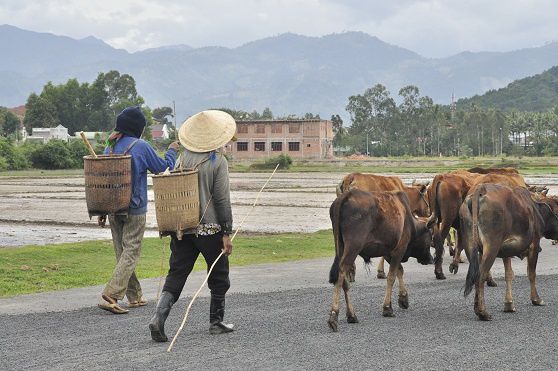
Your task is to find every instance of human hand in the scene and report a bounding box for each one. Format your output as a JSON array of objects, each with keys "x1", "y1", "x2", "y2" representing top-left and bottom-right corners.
[
  {"x1": 222, "y1": 235, "x2": 233, "y2": 256},
  {"x1": 97, "y1": 215, "x2": 107, "y2": 228},
  {"x1": 168, "y1": 141, "x2": 180, "y2": 151}
]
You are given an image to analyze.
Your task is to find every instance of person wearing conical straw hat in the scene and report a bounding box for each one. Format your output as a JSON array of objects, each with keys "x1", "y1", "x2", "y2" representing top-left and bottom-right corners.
[{"x1": 149, "y1": 110, "x2": 236, "y2": 341}]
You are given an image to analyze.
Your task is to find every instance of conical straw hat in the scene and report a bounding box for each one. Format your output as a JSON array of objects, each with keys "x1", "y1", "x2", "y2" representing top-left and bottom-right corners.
[{"x1": 179, "y1": 110, "x2": 237, "y2": 153}]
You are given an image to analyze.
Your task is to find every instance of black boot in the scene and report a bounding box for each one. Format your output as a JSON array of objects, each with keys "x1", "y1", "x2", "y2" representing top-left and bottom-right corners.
[
  {"x1": 149, "y1": 291, "x2": 175, "y2": 342},
  {"x1": 209, "y1": 294, "x2": 234, "y2": 335}
]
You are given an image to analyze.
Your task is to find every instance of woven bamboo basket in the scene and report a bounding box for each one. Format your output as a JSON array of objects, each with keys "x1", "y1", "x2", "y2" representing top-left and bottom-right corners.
[
  {"x1": 83, "y1": 154, "x2": 132, "y2": 217},
  {"x1": 152, "y1": 169, "x2": 200, "y2": 240}
]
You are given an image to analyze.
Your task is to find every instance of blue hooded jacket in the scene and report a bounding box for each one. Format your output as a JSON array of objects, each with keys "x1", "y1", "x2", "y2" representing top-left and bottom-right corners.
[{"x1": 105, "y1": 136, "x2": 176, "y2": 215}]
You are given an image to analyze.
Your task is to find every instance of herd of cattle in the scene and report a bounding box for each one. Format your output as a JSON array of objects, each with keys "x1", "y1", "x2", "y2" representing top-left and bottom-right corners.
[{"x1": 327, "y1": 167, "x2": 558, "y2": 331}]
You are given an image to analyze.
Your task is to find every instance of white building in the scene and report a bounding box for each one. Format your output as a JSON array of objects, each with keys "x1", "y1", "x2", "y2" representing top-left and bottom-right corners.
[{"x1": 27, "y1": 125, "x2": 70, "y2": 142}]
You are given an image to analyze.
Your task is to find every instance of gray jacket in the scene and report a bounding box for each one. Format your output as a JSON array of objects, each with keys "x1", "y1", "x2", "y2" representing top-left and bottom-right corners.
[{"x1": 179, "y1": 149, "x2": 233, "y2": 234}]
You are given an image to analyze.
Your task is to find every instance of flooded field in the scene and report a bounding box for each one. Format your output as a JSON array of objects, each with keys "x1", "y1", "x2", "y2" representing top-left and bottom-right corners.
[{"x1": 0, "y1": 172, "x2": 557, "y2": 247}]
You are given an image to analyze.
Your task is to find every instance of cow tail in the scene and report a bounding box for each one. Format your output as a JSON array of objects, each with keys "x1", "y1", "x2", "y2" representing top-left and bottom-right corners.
[
  {"x1": 329, "y1": 194, "x2": 346, "y2": 284},
  {"x1": 427, "y1": 177, "x2": 441, "y2": 228},
  {"x1": 335, "y1": 180, "x2": 344, "y2": 197},
  {"x1": 464, "y1": 185, "x2": 483, "y2": 297}
]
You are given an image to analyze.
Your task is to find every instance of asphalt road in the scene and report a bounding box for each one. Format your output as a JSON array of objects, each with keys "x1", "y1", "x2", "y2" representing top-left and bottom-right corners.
[{"x1": 1, "y1": 250, "x2": 557, "y2": 370}]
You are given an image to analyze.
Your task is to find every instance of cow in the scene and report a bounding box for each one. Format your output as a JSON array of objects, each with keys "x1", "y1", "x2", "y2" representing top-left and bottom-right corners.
[
  {"x1": 459, "y1": 184, "x2": 558, "y2": 320},
  {"x1": 428, "y1": 169, "x2": 528, "y2": 281},
  {"x1": 448, "y1": 172, "x2": 528, "y2": 277},
  {"x1": 336, "y1": 172, "x2": 430, "y2": 279},
  {"x1": 327, "y1": 189, "x2": 433, "y2": 332},
  {"x1": 467, "y1": 167, "x2": 519, "y2": 175}
]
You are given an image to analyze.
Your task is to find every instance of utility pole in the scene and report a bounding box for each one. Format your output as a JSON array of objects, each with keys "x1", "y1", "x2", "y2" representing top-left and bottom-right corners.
[
  {"x1": 366, "y1": 131, "x2": 369, "y2": 156},
  {"x1": 500, "y1": 127, "x2": 503, "y2": 156}
]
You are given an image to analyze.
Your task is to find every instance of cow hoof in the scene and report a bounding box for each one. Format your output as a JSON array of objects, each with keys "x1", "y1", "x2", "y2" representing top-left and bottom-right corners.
[
  {"x1": 398, "y1": 294, "x2": 409, "y2": 309},
  {"x1": 486, "y1": 278, "x2": 497, "y2": 287},
  {"x1": 382, "y1": 305, "x2": 394, "y2": 317},
  {"x1": 503, "y1": 302, "x2": 516, "y2": 313},
  {"x1": 377, "y1": 272, "x2": 386, "y2": 279},
  {"x1": 449, "y1": 248, "x2": 455, "y2": 257},
  {"x1": 346, "y1": 314, "x2": 359, "y2": 324},
  {"x1": 435, "y1": 272, "x2": 446, "y2": 280},
  {"x1": 328, "y1": 311, "x2": 339, "y2": 332},
  {"x1": 449, "y1": 263, "x2": 459, "y2": 274},
  {"x1": 532, "y1": 299, "x2": 545, "y2": 306},
  {"x1": 477, "y1": 312, "x2": 493, "y2": 321}
]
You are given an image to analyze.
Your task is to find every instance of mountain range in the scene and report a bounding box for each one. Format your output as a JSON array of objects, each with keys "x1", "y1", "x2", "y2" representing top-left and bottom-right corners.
[{"x1": 2, "y1": 24, "x2": 558, "y2": 121}]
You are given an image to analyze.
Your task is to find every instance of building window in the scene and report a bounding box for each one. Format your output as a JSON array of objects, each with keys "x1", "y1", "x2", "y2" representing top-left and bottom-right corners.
[
  {"x1": 288, "y1": 142, "x2": 300, "y2": 151},
  {"x1": 272, "y1": 124, "x2": 282, "y2": 133},
  {"x1": 237, "y1": 142, "x2": 248, "y2": 151},
  {"x1": 237, "y1": 124, "x2": 248, "y2": 133},
  {"x1": 271, "y1": 142, "x2": 283, "y2": 151},
  {"x1": 307, "y1": 144, "x2": 311, "y2": 147},
  {"x1": 255, "y1": 124, "x2": 265, "y2": 134},
  {"x1": 254, "y1": 142, "x2": 266, "y2": 151},
  {"x1": 289, "y1": 124, "x2": 300, "y2": 133}
]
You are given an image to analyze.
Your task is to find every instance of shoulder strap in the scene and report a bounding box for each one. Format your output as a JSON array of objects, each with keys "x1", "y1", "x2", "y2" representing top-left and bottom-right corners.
[{"x1": 123, "y1": 139, "x2": 140, "y2": 155}]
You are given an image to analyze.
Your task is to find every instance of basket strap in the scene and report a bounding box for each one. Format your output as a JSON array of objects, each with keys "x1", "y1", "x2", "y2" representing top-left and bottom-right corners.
[{"x1": 123, "y1": 139, "x2": 140, "y2": 155}]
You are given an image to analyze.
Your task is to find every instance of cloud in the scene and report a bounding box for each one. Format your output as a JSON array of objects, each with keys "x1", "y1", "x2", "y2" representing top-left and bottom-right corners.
[{"x1": 1, "y1": 0, "x2": 557, "y2": 56}]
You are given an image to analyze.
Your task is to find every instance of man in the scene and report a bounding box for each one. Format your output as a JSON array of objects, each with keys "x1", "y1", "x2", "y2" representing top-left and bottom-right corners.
[
  {"x1": 149, "y1": 110, "x2": 235, "y2": 341},
  {"x1": 98, "y1": 106, "x2": 179, "y2": 314}
]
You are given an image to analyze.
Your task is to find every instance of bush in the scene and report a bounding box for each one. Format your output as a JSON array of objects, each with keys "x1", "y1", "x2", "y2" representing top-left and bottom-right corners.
[
  {"x1": 29, "y1": 140, "x2": 74, "y2": 169},
  {"x1": 0, "y1": 156, "x2": 8, "y2": 171},
  {"x1": 0, "y1": 138, "x2": 31, "y2": 170},
  {"x1": 249, "y1": 154, "x2": 293, "y2": 170},
  {"x1": 67, "y1": 140, "x2": 90, "y2": 168}
]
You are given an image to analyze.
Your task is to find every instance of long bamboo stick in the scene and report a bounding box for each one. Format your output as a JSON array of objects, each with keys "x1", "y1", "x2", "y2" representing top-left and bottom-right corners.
[{"x1": 79, "y1": 131, "x2": 97, "y2": 157}]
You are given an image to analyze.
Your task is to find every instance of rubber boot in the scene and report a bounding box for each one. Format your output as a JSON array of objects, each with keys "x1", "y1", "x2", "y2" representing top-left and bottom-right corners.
[
  {"x1": 149, "y1": 291, "x2": 175, "y2": 342},
  {"x1": 209, "y1": 294, "x2": 234, "y2": 335}
]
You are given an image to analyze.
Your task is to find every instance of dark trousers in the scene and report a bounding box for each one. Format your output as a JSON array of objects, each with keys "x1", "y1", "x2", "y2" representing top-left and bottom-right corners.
[{"x1": 162, "y1": 233, "x2": 230, "y2": 302}]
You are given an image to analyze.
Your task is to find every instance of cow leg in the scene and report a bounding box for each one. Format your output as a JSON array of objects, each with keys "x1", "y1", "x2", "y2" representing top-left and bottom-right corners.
[
  {"x1": 382, "y1": 261, "x2": 399, "y2": 317},
  {"x1": 396, "y1": 264, "x2": 409, "y2": 309},
  {"x1": 486, "y1": 269, "x2": 497, "y2": 287},
  {"x1": 376, "y1": 257, "x2": 386, "y2": 279},
  {"x1": 503, "y1": 257, "x2": 516, "y2": 312},
  {"x1": 476, "y1": 252, "x2": 496, "y2": 321},
  {"x1": 328, "y1": 269, "x2": 343, "y2": 332},
  {"x1": 527, "y1": 244, "x2": 544, "y2": 306},
  {"x1": 433, "y1": 223, "x2": 450, "y2": 280},
  {"x1": 344, "y1": 278, "x2": 359, "y2": 324}
]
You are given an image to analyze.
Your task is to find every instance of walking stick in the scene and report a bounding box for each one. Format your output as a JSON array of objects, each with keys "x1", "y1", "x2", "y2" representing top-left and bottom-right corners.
[{"x1": 167, "y1": 163, "x2": 280, "y2": 352}]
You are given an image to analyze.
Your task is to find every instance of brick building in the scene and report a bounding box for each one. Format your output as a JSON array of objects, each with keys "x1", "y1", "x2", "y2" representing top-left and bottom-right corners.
[{"x1": 229, "y1": 119, "x2": 334, "y2": 160}]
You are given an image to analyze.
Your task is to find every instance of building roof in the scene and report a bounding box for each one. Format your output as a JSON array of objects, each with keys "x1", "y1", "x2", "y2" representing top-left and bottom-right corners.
[{"x1": 151, "y1": 124, "x2": 165, "y2": 131}]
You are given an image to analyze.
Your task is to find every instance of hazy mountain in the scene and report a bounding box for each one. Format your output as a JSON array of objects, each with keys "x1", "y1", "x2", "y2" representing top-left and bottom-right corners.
[
  {"x1": 457, "y1": 66, "x2": 558, "y2": 111},
  {"x1": 2, "y1": 24, "x2": 558, "y2": 120}
]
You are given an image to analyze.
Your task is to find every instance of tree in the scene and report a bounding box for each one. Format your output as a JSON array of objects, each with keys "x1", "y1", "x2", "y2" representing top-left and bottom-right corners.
[
  {"x1": 261, "y1": 107, "x2": 273, "y2": 120},
  {"x1": 23, "y1": 93, "x2": 59, "y2": 133},
  {"x1": 0, "y1": 109, "x2": 20, "y2": 138}
]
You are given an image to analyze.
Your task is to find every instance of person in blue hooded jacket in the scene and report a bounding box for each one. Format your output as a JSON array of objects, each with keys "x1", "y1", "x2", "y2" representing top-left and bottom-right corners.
[{"x1": 98, "y1": 106, "x2": 179, "y2": 314}]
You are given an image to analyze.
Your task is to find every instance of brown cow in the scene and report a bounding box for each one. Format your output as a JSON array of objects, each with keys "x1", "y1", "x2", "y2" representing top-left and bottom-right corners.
[
  {"x1": 336, "y1": 172, "x2": 430, "y2": 279},
  {"x1": 467, "y1": 167, "x2": 519, "y2": 175},
  {"x1": 448, "y1": 172, "x2": 528, "y2": 276},
  {"x1": 460, "y1": 184, "x2": 558, "y2": 320},
  {"x1": 327, "y1": 189, "x2": 433, "y2": 332},
  {"x1": 428, "y1": 169, "x2": 528, "y2": 280}
]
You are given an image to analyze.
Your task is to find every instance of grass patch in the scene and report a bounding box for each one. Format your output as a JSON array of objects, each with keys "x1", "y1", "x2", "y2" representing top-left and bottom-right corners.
[{"x1": 0, "y1": 230, "x2": 334, "y2": 297}]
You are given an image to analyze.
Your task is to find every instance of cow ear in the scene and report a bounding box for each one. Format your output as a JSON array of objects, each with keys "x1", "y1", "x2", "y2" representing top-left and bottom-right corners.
[
  {"x1": 420, "y1": 184, "x2": 427, "y2": 194},
  {"x1": 542, "y1": 189, "x2": 549, "y2": 196}
]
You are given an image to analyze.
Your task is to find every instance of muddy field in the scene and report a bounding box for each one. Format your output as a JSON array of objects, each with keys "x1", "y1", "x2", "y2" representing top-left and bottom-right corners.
[{"x1": 0, "y1": 172, "x2": 557, "y2": 247}]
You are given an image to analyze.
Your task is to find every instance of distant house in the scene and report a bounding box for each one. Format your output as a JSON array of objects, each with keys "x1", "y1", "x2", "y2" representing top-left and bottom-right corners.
[
  {"x1": 151, "y1": 123, "x2": 169, "y2": 141},
  {"x1": 27, "y1": 125, "x2": 70, "y2": 143}
]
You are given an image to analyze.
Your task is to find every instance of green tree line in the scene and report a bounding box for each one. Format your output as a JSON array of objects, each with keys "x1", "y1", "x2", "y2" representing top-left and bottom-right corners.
[{"x1": 340, "y1": 83, "x2": 558, "y2": 157}]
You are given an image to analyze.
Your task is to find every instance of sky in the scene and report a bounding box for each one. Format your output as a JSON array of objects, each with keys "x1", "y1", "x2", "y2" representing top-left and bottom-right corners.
[{"x1": 1, "y1": 0, "x2": 557, "y2": 57}]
